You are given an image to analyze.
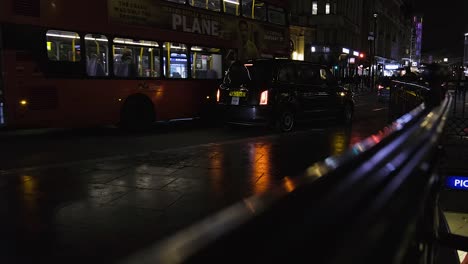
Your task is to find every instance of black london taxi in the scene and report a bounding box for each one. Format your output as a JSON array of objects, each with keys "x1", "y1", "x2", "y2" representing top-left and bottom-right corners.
[
  {"x1": 377, "y1": 76, "x2": 392, "y2": 102},
  {"x1": 216, "y1": 59, "x2": 354, "y2": 131}
]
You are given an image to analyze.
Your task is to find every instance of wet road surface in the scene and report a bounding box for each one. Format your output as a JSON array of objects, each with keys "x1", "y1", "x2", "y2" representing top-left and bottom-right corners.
[{"x1": 1, "y1": 93, "x2": 389, "y2": 263}]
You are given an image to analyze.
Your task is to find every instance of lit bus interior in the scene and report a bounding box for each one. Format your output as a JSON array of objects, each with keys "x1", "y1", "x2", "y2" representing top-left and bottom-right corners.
[
  {"x1": 163, "y1": 43, "x2": 187, "y2": 79},
  {"x1": 45, "y1": 30, "x2": 224, "y2": 80},
  {"x1": 113, "y1": 38, "x2": 160, "y2": 78},
  {"x1": 191, "y1": 46, "x2": 222, "y2": 79}
]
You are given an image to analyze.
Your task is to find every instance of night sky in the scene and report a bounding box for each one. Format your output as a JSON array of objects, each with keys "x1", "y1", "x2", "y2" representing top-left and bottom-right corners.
[{"x1": 415, "y1": 0, "x2": 467, "y2": 57}]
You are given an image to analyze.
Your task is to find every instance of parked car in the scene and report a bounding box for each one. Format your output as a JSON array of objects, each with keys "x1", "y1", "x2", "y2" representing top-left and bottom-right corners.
[
  {"x1": 216, "y1": 59, "x2": 354, "y2": 132},
  {"x1": 377, "y1": 77, "x2": 392, "y2": 102}
]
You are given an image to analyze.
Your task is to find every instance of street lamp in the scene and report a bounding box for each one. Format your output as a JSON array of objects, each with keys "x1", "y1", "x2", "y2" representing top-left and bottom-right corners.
[{"x1": 371, "y1": 12, "x2": 378, "y2": 91}]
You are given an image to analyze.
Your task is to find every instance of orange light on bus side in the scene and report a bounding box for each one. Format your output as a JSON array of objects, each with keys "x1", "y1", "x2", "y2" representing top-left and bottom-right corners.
[
  {"x1": 20, "y1": 100, "x2": 28, "y2": 106},
  {"x1": 216, "y1": 89, "x2": 220, "y2": 102},
  {"x1": 259, "y1": 90, "x2": 268, "y2": 105}
]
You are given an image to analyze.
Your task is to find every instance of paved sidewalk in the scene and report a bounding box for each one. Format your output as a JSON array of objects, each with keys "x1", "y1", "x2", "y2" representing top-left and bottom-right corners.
[
  {"x1": 1, "y1": 92, "x2": 386, "y2": 264},
  {"x1": 2, "y1": 130, "x2": 337, "y2": 264}
]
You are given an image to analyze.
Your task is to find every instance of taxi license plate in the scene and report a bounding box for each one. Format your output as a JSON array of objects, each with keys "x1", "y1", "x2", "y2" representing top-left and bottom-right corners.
[
  {"x1": 231, "y1": 97, "x2": 240, "y2": 105},
  {"x1": 229, "y1": 91, "x2": 246, "y2": 97}
]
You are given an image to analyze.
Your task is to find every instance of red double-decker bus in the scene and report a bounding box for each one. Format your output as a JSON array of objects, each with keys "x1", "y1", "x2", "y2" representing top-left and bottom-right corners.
[{"x1": 0, "y1": 0, "x2": 289, "y2": 129}]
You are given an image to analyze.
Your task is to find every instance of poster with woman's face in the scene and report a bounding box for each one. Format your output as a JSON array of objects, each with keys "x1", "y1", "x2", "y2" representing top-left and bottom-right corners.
[{"x1": 235, "y1": 20, "x2": 262, "y2": 60}]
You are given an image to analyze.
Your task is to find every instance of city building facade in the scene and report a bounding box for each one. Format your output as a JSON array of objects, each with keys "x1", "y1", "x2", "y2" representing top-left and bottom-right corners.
[
  {"x1": 464, "y1": 32, "x2": 468, "y2": 66},
  {"x1": 361, "y1": 0, "x2": 414, "y2": 77},
  {"x1": 464, "y1": 31, "x2": 468, "y2": 77},
  {"x1": 289, "y1": 0, "x2": 414, "y2": 79},
  {"x1": 289, "y1": 0, "x2": 365, "y2": 77}
]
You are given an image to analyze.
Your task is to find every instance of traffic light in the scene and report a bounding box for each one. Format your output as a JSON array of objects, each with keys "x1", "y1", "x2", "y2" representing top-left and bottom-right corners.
[{"x1": 334, "y1": 65, "x2": 339, "y2": 70}]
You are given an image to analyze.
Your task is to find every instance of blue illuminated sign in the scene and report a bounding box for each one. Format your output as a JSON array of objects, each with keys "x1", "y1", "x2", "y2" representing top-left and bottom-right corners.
[{"x1": 446, "y1": 176, "x2": 468, "y2": 190}]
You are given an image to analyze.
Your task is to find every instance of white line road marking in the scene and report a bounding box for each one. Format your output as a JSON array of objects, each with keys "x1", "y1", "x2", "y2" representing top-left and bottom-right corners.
[{"x1": 372, "y1": 107, "x2": 387, "y2": 112}]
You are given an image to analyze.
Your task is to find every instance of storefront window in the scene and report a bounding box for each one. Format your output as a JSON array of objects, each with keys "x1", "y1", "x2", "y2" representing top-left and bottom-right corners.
[
  {"x1": 163, "y1": 43, "x2": 188, "y2": 79},
  {"x1": 268, "y1": 5, "x2": 286, "y2": 25},
  {"x1": 223, "y1": 0, "x2": 239, "y2": 15},
  {"x1": 312, "y1": 1, "x2": 318, "y2": 15},
  {"x1": 113, "y1": 38, "x2": 160, "y2": 78},
  {"x1": 190, "y1": 46, "x2": 222, "y2": 79},
  {"x1": 46, "y1": 30, "x2": 81, "y2": 62},
  {"x1": 242, "y1": 0, "x2": 266, "y2": 21},
  {"x1": 190, "y1": 0, "x2": 221, "y2": 11},
  {"x1": 85, "y1": 34, "x2": 109, "y2": 76}
]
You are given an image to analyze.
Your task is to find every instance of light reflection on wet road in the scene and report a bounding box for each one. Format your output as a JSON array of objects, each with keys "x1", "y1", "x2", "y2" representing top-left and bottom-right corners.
[{"x1": 1, "y1": 93, "x2": 389, "y2": 263}]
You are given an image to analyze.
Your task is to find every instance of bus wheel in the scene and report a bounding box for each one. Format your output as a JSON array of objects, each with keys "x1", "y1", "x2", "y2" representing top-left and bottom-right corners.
[{"x1": 120, "y1": 95, "x2": 155, "y2": 131}]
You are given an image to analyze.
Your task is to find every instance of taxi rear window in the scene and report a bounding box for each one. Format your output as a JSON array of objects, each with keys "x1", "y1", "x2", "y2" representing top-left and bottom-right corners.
[{"x1": 224, "y1": 61, "x2": 272, "y2": 86}]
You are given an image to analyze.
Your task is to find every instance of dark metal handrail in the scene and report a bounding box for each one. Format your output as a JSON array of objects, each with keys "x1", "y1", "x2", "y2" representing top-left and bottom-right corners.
[{"x1": 121, "y1": 86, "x2": 454, "y2": 264}]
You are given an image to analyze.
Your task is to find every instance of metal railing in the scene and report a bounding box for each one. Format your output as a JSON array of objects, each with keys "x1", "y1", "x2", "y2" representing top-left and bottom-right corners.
[
  {"x1": 122, "y1": 82, "x2": 465, "y2": 264},
  {"x1": 445, "y1": 80, "x2": 468, "y2": 139}
]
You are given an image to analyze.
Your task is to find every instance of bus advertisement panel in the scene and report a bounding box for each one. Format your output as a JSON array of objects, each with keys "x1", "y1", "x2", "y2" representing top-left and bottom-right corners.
[{"x1": 108, "y1": 0, "x2": 289, "y2": 60}]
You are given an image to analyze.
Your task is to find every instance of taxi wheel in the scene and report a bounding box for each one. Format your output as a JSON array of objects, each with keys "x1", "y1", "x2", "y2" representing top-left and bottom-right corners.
[{"x1": 277, "y1": 109, "x2": 295, "y2": 132}]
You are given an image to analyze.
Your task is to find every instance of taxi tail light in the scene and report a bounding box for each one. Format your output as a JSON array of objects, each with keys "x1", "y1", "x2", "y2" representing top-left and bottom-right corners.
[
  {"x1": 216, "y1": 89, "x2": 220, "y2": 102},
  {"x1": 259, "y1": 90, "x2": 268, "y2": 105}
]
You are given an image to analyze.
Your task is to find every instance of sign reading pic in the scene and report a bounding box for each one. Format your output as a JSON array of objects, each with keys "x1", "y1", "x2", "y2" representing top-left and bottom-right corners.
[{"x1": 446, "y1": 176, "x2": 468, "y2": 190}]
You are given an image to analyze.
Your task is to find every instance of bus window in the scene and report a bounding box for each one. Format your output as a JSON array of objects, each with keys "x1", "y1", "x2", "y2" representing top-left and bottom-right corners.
[
  {"x1": 163, "y1": 43, "x2": 188, "y2": 79},
  {"x1": 242, "y1": 0, "x2": 266, "y2": 21},
  {"x1": 190, "y1": 0, "x2": 220, "y2": 11},
  {"x1": 113, "y1": 38, "x2": 160, "y2": 78},
  {"x1": 46, "y1": 30, "x2": 81, "y2": 62},
  {"x1": 85, "y1": 34, "x2": 109, "y2": 76},
  {"x1": 223, "y1": 0, "x2": 239, "y2": 15},
  {"x1": 268, "y1": 5, "x2": 286, "y2": 25},
  {"x1": 190, "y1": 46, "x2": 222, "y2": 79}
]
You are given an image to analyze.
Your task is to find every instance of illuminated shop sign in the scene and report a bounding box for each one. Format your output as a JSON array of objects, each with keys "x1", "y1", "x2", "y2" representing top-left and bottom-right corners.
[{"x1": 385, "y1": 64, "x2": 399, "y2": 70}]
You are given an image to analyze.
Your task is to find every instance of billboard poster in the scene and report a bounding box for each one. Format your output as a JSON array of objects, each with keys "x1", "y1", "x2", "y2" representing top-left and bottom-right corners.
[{"x1": 108, "y1": 0, "x2": 288, "y2": 60}]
